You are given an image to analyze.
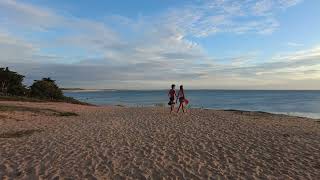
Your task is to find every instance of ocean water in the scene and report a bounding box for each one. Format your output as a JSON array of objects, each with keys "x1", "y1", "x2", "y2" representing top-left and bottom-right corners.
[{"x1": 64, "y1": 90, "x2": 320, "y2": 119}]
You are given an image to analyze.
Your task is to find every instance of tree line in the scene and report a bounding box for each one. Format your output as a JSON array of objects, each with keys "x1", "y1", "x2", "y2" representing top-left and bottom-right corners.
[{"x1": 0, "y1": 67, "x2": 65, "y2": 100}]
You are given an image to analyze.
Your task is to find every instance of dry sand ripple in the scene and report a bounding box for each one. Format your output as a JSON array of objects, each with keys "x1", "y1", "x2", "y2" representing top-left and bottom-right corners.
[{"x1": 0, "y1": 101, "x2": 320, "y2": 179}]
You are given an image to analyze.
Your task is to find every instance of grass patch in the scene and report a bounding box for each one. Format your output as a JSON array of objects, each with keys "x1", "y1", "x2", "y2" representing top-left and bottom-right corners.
[
  {"x1": 155, "y1": 103, "x2": 165, "y2": 107},
  {"x1": 58, "y1": 112, "x2": 78, "y2": 117},
  {"x1": 0, "y1": 96, "x2": 44, "y2": 102},
  {"x1": 116, "y1": 104, "x2": 125, "y2": 107},
  {"x1": 0, "y1": 95, "x2": 93, "y2": 106},
  {"x1": 0, "y1": 105, "x2": 78, "y2": 117},
  {"x1": 0, "y1": 129, "x2": 43, "y2": 138}
]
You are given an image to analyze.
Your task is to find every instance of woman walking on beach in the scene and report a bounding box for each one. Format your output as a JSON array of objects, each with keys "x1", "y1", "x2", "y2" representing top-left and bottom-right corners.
[
  {"x1": 168, "y1": 84, "x2": 176, "y2": 113},
  {"x1": 177, "y1": 85, "x2": 187, "y2": 113}
]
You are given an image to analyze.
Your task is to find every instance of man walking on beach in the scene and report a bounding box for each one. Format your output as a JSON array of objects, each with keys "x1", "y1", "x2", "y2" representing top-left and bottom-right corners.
[{"x1": 168, "y1": 84, "x2": 176, "y2": 113}]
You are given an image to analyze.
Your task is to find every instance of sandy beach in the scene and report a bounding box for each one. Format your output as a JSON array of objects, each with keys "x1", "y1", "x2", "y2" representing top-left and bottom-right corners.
[{"x1": 0, "y1": 101, "x2": 319, "y2": 179}]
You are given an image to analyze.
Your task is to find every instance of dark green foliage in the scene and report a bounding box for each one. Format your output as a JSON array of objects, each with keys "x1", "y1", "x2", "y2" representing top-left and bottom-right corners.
[
  {"x1": 0, "y1": 96, "x2": 44, "y2": 102},
  {"x1": 0, "y1": 95, "x2": 92, "y2": 105},
  {"x1": 60, "y1": 96, "x2": 92, "y2": 105},
  {"x1": 1, "y1": 67, "x2": 90, "y2": 105},
  {"x1": 0, "y1": 129, "x2": 43, "y2": 138},
  {"x1": 0, "y1": 67, "x2": 28, "y2": 96},
  {"x1": 58, "y1": 112, "x2": 78, "y2": 116},
  {"x1": 30, "y1": 77, "x2": 64, "y2": 100},
  {"x1": 0, "y1": 104, "x2": 78, "y2": 117}
]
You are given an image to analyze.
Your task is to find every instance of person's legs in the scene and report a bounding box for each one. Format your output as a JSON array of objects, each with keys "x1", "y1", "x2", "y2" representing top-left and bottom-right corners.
[
  {"x1": 177, "y1": 102, "x2": 182, "y2": 113},
  {"x1": 182, "y1": 103, "x2": 185, "y2": 113},
  {"x1": 170, "y1": 104, "x2": 174, "y2": 113}
]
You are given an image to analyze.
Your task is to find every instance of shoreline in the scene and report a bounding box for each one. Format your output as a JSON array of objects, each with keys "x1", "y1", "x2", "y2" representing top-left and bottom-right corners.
[
  {"x1": 1, "y1": 99, "x2": 319, "y2": 120},
  {"x1": 99, "y1": 104, "x2": 320, "y2": 120},
  {"x1": 63, "y1": 90, "x2": 320, "y2": 120}
]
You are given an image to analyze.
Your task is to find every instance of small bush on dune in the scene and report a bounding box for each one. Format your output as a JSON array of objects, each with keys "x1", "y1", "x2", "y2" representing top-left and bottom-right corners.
[
  {"x1": 29, "y1": 78, "x2": 91, "y2": 105},
  {"x1": 58, "y1": 112, "x2": 78, "y2": 116},
  {"x1": 0, "y1": 67, "x2": 28, "y2": 96},
  {"x1": 30, "y1": 78, "x2": 64, "y2": 100}
]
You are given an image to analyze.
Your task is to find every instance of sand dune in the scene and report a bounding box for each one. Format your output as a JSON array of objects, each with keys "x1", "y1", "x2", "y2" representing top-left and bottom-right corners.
[{"x1": 0, "y1": 101, "x2": 319, "y2": 179}]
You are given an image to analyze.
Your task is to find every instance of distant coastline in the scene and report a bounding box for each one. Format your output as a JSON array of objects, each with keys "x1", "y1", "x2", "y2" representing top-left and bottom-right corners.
[{"x1": 61, "y1": 88, "x2": 117, "y2": 92}]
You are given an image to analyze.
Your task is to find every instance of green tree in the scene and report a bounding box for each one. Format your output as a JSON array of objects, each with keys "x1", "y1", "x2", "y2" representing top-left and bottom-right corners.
[
  {"x1": 0, "y1": 67, "x2": 27, "y2": 96},
  {"x1": 30, "y1": 77, "x2": 64, "y2": 100}
]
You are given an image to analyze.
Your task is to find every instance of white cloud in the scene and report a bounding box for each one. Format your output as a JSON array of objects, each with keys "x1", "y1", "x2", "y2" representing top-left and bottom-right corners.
[
  {"x1": 272, "y1": 46, "x2": 320, "y2": 61},
  {"x1": 279, "y1": 0, "x2": 303, "y2": 8},
  {"x1": 155, "y1": 0, "x2": 302, "y2": 37},
  {"x1": 287, "y1": 42, "x2": 304, "y2": 47},
  {"x1": 253, "y1": 0, "x2": 274, "y2": 15},
  {"x1": 0, "y1": 0, "x2": 61, "y2": 31},
  {"x1": 0, "y1": 31, "x2": 38, "y2": 61},
  {"x1": 214, "y1": 46, "x2": 320, "y2": 87}
]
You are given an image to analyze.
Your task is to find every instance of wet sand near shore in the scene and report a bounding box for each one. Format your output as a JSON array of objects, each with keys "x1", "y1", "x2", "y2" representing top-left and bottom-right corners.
[{"x1": 0, "y1": 101, "x2": 319, "y2": 179}]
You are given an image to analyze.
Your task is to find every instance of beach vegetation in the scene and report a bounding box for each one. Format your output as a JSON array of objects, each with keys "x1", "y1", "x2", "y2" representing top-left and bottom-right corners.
[
  {"x1": 0, "y1": 67, "x2": 28, "y2": 96},
  {"x1": 155, "y1": 103, "x2": 165, "y2": 107},
  {"x1": 116, "y1": 104, "x2": 125, "y2": 107},
  {"x1": 0, "y1": 104, "x2": 78, "y2": 117},
  {"x1": 58, "y1": 112, "x2": 79, "y2": 116},
  {"x1": 0, "y1": 129, "x2": 43, "y2": 138},
  {"x1": 0, "y1": 67, "x2": 90, "y2": 105},
  {"x1": 30, "y1": 77, "x2": 64, "y2": 100}
]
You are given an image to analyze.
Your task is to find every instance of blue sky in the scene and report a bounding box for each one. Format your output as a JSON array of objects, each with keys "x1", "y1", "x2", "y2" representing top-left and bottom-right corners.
[{"x1": 0, "y1": 0, "x2": 320, "y2": 89}]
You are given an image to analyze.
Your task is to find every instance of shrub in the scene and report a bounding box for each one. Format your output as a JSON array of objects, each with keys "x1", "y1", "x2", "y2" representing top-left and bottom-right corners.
[
  {"x1": 30, "y1": 77, "x2": 64, "y2": 100},
  {"x1": 0, "y1": 67, "x2": 28, "y2": 96}
]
